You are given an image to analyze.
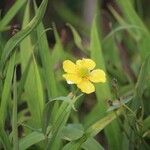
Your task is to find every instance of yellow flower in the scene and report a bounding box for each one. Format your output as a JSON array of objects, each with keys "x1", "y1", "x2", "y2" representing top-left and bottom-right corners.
[{"x1": 63, "y1": 58, "x2": 106, "y2": 94}]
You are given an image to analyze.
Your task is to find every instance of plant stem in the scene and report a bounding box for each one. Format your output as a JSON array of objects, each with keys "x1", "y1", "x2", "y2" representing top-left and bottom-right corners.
[{"x1": 12, "y1": 69, "x2": 19, "y2": 150}]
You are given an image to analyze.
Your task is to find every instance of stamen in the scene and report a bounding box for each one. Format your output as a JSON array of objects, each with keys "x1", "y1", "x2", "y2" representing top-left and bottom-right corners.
[{"x1": 78, "y1": 67, "x2": 90, "y2": 78}]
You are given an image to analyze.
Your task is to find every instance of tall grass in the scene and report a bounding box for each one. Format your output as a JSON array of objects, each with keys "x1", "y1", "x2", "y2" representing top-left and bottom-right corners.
[{"x1": 0, "y1": 0, "x2": 150, "y2": 150}]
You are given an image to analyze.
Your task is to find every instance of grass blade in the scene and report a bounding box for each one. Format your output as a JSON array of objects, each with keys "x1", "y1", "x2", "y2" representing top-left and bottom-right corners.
[
  {"x1": 0, "y1": 129, "x2": 11, "y2": 150},
  {"x1": 19, "y1": 0, "x2": 45, "y2": 127},
  {"x1": 132, "y1": 55, "x2": 150, "y2": 112},
  {"x1": 82, "y1": 137, "x2": 104, "y2": 150},
  {"x1": 25, "y1": 56, "x2": 44, "y2": 127},
  {"x1": 51, "y1": 23, "x2": 64, "y2": 66},
  {"x1": 0, "y1": 52, "x2": 16, "y2": 127},
  {"x1": 0, "y1": 0, "x2": 48, "y2": 73},
  {"x1": 116, "y1": 0, "x2": 150, "y2": 59},
  {"x1": 12, "y1": 68, "x2": 19, "y2": 150},
  {"x1": 88, "y1": 16, "x2": 122, "y2": 150},
  {"x1": 0, "y1": 0, "x2": 28, "y2": 31},
  {"x1": 0, "y1": 53, "x2": 16, "y2": 149},
  {"x1": 86, "y1": 109, "x2": 122, "y2": 137},
  {"x1": 36, "y1": 16, "x2": 58, "y2": 98},
  {"x1": 19, "y1": 132, "x2": 45, "y2": 150}
]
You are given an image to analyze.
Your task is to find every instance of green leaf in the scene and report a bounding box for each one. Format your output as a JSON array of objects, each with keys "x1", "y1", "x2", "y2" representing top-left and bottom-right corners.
[
  {"x1": 87, "y1": 16, "x2": 122, "y2": 150},
  {"x1": 51, "y1": 23, "x2": 64, "y2": 66},
  {"x1": 41, "y1": 96, "x2": 71, "y2": 134},
  {"x1": 20, "y1": 0, "x2": 32, "y2": 72},
  {"x1": 0, "y1": 0, "x2": 28, "y2": 31},
  {"x1": 132, "y1": 55, "x2": 150, "y2": 109},
  {"x1": 62, "y1": 136, "x2": 87, "y2": 150},
  {"x1": 67, "y1": 23, "x2": 86, "y2": 53},
  {"x1": 34, "y1": 1, "x2": 58, "y2": 98},
  {"x1": 0, "y1": 129, "x2": 11, "y2": 150},
  {"x1": 19, "y1": 1, "x2": 45, "y2": 127},
  {"x1": 53, "y1": 2, "x2": 88, "y2": 34},
  {"x1": 82, "y1": 138, "x2": 104, "y2": 150},
  {"x1": 143, "y1": 116, "x2": 150, "y2": 134},
  {"x1": 12, "y1": 68, "x2": 19, "y2": 150},
  {"x1": 61, "y1": 124, "x2": 84, "y2": 141},
  {"x1": 0, "y1": 52, "x2": 16, "y2": 150},
  {"x1": 19, "y1": 124, "x2": 83, "y2": 150},
  {"x1": 46, "y1": 95, "x2": 82, "y2": 150},
  {"x1": 0, "y1": 52, "x2": 16, "y2": 127},
  {"x1": 0, "y1": 0, "x2": 48, "y2": 73},
  {"x1": 25, "y1": 56, "x2": 44, "y2": 127},
  {"x1": 62, "y1": 109, "x2": 122, "y2": 150},
  {"x1": 86, "y1": 16, "x2": 112, "y2": 124},
  {"x1": 17, "y1": 56, "x2": 32, "y2": 100},
  {"x1": 19, "y1": 132, "x2": 45, "y2": 150},
  {"x1": 108, "y1": 5, "x2": 140, "y2": 41},
  {"x1": 86, "y1": 109, "x2": 122, "y2": 137},
  {"x1": 51, "y1": 96, "x2": 71, "y2": 102},
  {"x1": 116, "y1": 0, "x2": 150, "y2": 60}
]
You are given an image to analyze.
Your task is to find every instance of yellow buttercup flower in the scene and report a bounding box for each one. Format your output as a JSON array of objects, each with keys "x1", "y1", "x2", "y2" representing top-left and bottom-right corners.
[{"x1": 63, "y1": 58, "x2": 106, "y2": 94}]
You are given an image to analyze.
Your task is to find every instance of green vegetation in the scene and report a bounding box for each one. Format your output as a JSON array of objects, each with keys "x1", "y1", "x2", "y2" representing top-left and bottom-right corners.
[{"x1": 0, "y1": 0, "x2": 150, "y2": 149}]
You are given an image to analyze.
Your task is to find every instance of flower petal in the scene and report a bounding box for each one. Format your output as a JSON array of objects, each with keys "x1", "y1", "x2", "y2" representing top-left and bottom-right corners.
[
  {"x1": 77, "y1": 79, "x2": 95, "y2": 94},
  {"x1": 76, "y1": 58, "x2": 96, "y2": 70},
  {"x1": 89, "y1": 69, "x2": 106, "y2": 83},
  {"x1": 63, "y1": 60, "x2": 77, "y2": 73},
  {"x1": 63, "y1": 74, "x2": 82, "y2": 84}
]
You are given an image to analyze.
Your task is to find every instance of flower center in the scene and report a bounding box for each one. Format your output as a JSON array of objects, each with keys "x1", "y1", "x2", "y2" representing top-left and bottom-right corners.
[{"x1": 78, "y1": 67, "x2": 90, "y2": 78}]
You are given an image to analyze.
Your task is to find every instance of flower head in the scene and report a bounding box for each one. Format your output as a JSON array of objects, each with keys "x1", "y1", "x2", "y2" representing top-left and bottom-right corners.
[{"x1": 63, "y1": 58, "x2": 106, "y2": 94}]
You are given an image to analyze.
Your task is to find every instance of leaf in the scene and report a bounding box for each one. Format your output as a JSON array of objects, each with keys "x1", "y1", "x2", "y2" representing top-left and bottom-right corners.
[
  {"x1": 108, "y1": 5, "x2": 140, "y2": 41},
  {"x1": 86, "y1": 109, "x2": 122, "y2": 137},
  {"x1": 34, "y1": 1, "x2": 58, "y2": 98},
  {"x1": 12, "y1": 68, "x2": 19, "y2": 150},
  {"x1": 0, "y1": 0, "x2": 28, "y2": 31},
  {"x1": 19, "y1": 132, "x2": 45, "y2": 150},
  {"x1": 85, "y1": 16, "x2": 112, "y2": 125},
  {"x1": 20, "y1": 0, "x2": 32, "y2": 72},
  {"x1": 132, "y1": 55, "x2": 150, "y2": 109},
  {"x1": 53, "y1": 2, "x2": 88, "y2": 34},
  {"x1": 45, "y1": 95, "x2": 82, "y2": 150},
  {"x1": 62, "y1": 136, "x2": 87, "y2": 150},
  {"x1": 61, "y1": 124, "x2": 84, "y2": 141},
  {"x1": 103, "y1": 24, "x2": 145, "y2": 43},
  {"x1": 115, "y1": 0, "x2": 150, "y2": 60},
  {"x1": 51, "y1": 96, "x2": 71, "y2": 102},
  {"x1": 51, "y1": 23, "x2": 64, "y2": 66},
  {"x1": 82, "y1": 137, "x2": 104, "y2": 150},
  {"x1": 19, "y1": 124, "x2": 83, "y2": 150},
  {"x1": 67, "y1": 23, "x2": 86, "y2": 53},
  {"x1": 143, "y1": 116, "x2": 150, "y2": 133},
  {"x1": 0, "y1": 52, "x2": 16, "y2": 127},
  {"x1": 0, "y1": 52, "x2": 16, "y2": 150},
  {"x1": 17, "y1": 56, "x2": 32, "y2": 100},
  {"x1": 25, "y1": 56, "x2": 44, "y2": 127},
  {"x1": 0, "y1": 0, "x2": 48, "y2": 73},
  {"x1": 41, "y1": 96, "x2": 71, "y2": 134},
  {"x1": 0, "y1": 129, "x2": 11, "y2": 150},
  {"x1": 88, "y1": 16, "x2": 122, "y2": 150},
  {"x1": 19, "y1": 1, "x2": 45, "y2": 128},
  {"x1": 62, "y1": 109, "x2": 122, "y2": 150}
]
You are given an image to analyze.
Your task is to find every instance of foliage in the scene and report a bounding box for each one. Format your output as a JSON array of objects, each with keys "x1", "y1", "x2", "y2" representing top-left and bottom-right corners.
[{"x1": 0, "y1": 0, "x2": 150, "y2": 149}]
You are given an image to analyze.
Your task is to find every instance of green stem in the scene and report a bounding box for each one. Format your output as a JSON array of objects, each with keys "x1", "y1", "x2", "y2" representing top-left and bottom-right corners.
[
  {"x1": 45, "y1": 94, "x2": 82, "y2": 149},
  {"x1": 122, "y1": 103, "x2": 136, "y2": 115},
  {"x1": 45, "y1": 103, "x2": 71, "y2": 149},
  {"x1": 12, "y1": 69, "x2": 19, "y2": 150}
]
